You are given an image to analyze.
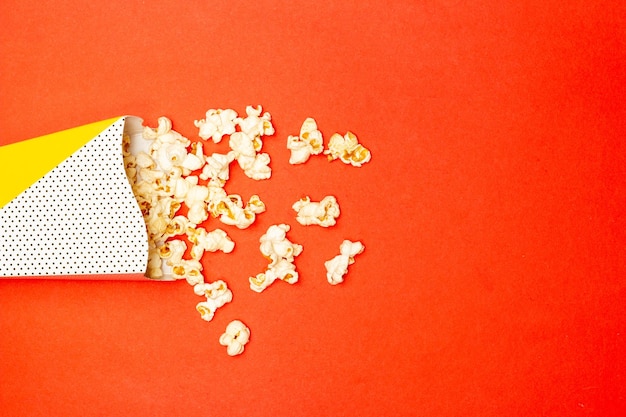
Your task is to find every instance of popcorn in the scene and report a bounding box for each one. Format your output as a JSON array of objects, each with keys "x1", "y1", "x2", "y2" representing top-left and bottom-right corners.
[
  {"x1": 122, "y1": 132, "x2": 132, "y2": 157},
  {"x1": 229, "y1": 131, "x2": 257, "y2": 166},
  {"x1": 194, "y1": 108, "x2": 238, "y2": 143},
  {"x1": 163, "y1": 215, "x2": 191, "y2": 238},
  {"x1": 199, "y1": 151, "x2": 236, "y2": 185},
  {"x1": 137, "y1": 167, "x2": 164, "y2": 184},
  {"x1": 170, "y1": 175, "x2": 197, "y2": 201},
  {"x1": 183, "y1": 183, "x2": 210, "y2": 224},
  {"x1": 135, "y1": 151, "x2": 156, "y2": 169},
  {"x1": 229, "y1": 132, "x2": 272, "y2": 180},
  {"x1": 193, "y1": 279, "x2": 230, "y2": 298},
  {"x1": 187, "y1": 227, "x2": 235, "y2": 260},
  {"x1": 205, "y1": 184, "x2": 229, "y2": 217},
  {"x1": 153, "y1": 141, "x2": 188, "y2": 173},
  {"x1": 243, "y1": 152, "x2": 272, "y2": 180},
  {"x1": 228, "y1": 106, "x2": 275, "y2": 180},
  {"x1": 324, "y1": 240, "x2": 365, "y2": 285},
  {"x1": 324, "y1": 131, "x2": 371, "y2": 167},
  {"x1": 126, "y1": 108, "x2": 369, "y2": 293},
  {"x1": 235, "y1": 105, "x2": 275, "y2": 139},
  {"x1": 146, "y1": 241, "x2": 164, "y2": 279},
  {"x1": 145, "y1": 208, "x2": 169, "y2": 237},
  {"x1": 172, "y1": 259, "x2": 204, "y2": 286},
  {"x1": 123, "y1": 154, "x2": 137, "y2": 181},
  {"x1": 219, "y1": 320, "x2": 251, "y2": 356},
  {"x1": 187, "y1": 202, "x2": 209, "y2": 225},
  {"x1": 181, "y1": 142, "x2": 205, "y2": 175},
  {"x1": 287, "y1": 117, "x2": 324, "y2": 164},
  {"x1": 123, "y1": 107, "x2": 373, "y2": 357},
  {"x1": 259, "y1": 224, "x2": 303, "y2": 267},
  {"x1": 249, "y1": 258, "x2": 298, "y2": 293},
  {"x1": 143, "y1": 117, "x2": 189, "y2": 145},
  {"x1": 143, "y1": 117, "x2": 192, "y2": 174},
  {"x1": 213, "y1": 194, "x2": 266, "y2": 229},
  {"x1": 249, "y1": 224, "x2": 302, "y2": 292},
  {"x1": 195, "y1": 280, "x2": 233, "y2": 321},
  {"x1": 158, "y1": 239, "x2": 187, "y2": 265},
  {"x1": 292, "y1": 195, "x2": 340, "y2": 227}
]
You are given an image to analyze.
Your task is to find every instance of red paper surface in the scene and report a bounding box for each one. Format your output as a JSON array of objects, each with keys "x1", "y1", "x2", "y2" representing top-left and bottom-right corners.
[{"x1": 1, "y1": 1, "x2": 625, "y2": 415}]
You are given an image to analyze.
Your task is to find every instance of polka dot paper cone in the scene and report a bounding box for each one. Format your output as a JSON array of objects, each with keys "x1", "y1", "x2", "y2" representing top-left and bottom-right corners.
[{"x1": 0, "y1": 117, "x2": 150, "y2": 279}]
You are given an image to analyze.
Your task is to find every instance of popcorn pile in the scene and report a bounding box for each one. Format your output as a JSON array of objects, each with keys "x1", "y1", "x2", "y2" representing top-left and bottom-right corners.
[{"x1": 123, "y1": 106, "x2": 370, "y2": 356}]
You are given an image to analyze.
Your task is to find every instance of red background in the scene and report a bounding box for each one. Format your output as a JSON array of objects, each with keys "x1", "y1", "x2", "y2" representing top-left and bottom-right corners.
[{"x1": 1, "y1": 1, "x2": 625, "y2": 415}]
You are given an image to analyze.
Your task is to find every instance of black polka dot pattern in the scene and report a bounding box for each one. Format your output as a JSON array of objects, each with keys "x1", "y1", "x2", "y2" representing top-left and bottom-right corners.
[{"x1": 0, "y1": 117, "x2": 149, "y2": 276}]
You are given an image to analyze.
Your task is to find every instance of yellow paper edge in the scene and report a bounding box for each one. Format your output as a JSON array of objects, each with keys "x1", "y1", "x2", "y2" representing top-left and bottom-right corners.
[{"x1": 0, "y1": 117, "x2": 122, "y2": 208}]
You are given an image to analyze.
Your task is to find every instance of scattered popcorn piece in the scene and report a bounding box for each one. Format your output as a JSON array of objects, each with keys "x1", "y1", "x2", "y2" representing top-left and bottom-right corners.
[
  {"x1": 153, "y1": 141, "x2": 188, "y2": 173},
  {"x1": 259, "y1": 224, "x2": 303, "y2": 267},
  {"x1": 195, "y1": 280, "x2": 233, "y2": 321},
  {"x1": 227, "y1": 106, "x2": 275, "y2": 180},
  {"x1": 184, "y1": 183, "x2": 210, "y2": 224},
  {"x1": 243, "y1": 152, "x2": 272, "y2": 180},
  {"x1": 219, "y1": 320, "x2": 251, "y2": 356},
  {"x1": 193, "y1": 279, "x2": 229, "y2": 298},
  {"x1": 158, "y1": 239, "x2": 187, "y2": 266},
  {"x1": 143, "y1": 117, "x2": 192, "y2": 175},
  {"x1": 163, "y1": 215, "x2": 192, "y2": 238},
  {"x1": 287, "y1": 117, "x2": 324, "y2": 164},
  {"x1": 143, "y1": 117, "x2": 189, "y2": 146},
  {"x1": 324, "y1": 131, "x2": 371, "y2": 167},
  {"x1": 229, "y1": 132, "x2": 257, "y2": 167},
  {"x1": 181, "y1": 142, "x2": 206, "y2": 175},
  {"x1": 170, "y1": 175, "x2": 197, "y2": 201},
  {"x1": 236, "y1": 105, "x2": 275, "y2": 139},
  {"x1": 213, "y1": 194, "x2": 266, "y2": 229},
  {"x1": 145, "y1": 197, "x2": 181, "y2": 238},
  {"x1": 292, "y1": 195, "x2": 340, "y2": 227},
  {"x1": 187, "y1": 227, "x2": 235, "y2": 260},
  {"x1": 250, "y1": 224, "x2": 302, "y2": 292},
  {"x1": 229, "y1": 132, "x2": 272, "y2": 180},
  {"x1": 249, "y1": 258, "x2": 299, "y2": 293},
  {"x1": 194, "y1": 108, "x2": 238, "y2": 143},
  {"x1": 172, "y1": 259, "x2": 205, "y2": 286},
  {"x1": 324, "y1": 240, "x2": 365, "y2": 285},
  {"x1": 199, "y1": 152, "x2": 236, "y2": 185}
]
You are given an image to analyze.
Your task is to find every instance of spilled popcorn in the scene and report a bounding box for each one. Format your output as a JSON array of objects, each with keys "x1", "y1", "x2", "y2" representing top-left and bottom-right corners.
[
  {"x1": 194, "y1": 280, "x2": 233, "y2": 321},
  {"x1": 123, "y1": 105, "x2": 370, "y2": 355},
  {"x1": 292, "y1": 195, "x2": 340, "y2": 227},
  {"x1": 194, "y1": 108, "x2": 238, "y2": 143},
  {"x1": 249, "y1": 224, "x2": 303, "y2": 292},
  {"x1": 324, "y1": 131, "x2": 371, "y2": 167},
  {"x1": 287, "y1": 117, "x2": 324, "y2": 164},
  {"x1": 324, "y1": 240, "x2": 365, "y2": 285},
  {"x1": 219, "y1": 320, "x2": 251, "y2": 356}
]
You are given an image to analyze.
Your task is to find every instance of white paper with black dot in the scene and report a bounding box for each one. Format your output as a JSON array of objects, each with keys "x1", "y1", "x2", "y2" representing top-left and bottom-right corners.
[{"x1": 0, "y1": 117, "x2": 150, "y2": 278}]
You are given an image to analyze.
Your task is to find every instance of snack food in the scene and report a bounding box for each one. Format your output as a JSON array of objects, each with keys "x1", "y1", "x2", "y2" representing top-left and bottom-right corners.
[
  {"x1": 324, "y1": 240, "x2": 365, "y2": 285},
  {"x1": 287, "y1": 117, "x2": 324, "y2": 164},
  {"x1": 249, "y1": 224, "x2": 303, "y2": 292},
  {"x1": 219, "y1": 320, "x2": 251, "y2": 356},
  {"x1": 194, "y1": 280, "x2": 233, "y2": 321},
  {"x1": 324, "y1": 131, "x2": 371, "y2": 167},
  {"x1": 122, "y1": 106, "x2": 369, "y2": 351},
  {"x1": 292, "y1": 195, "x2": 340, "y2": 227}
]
